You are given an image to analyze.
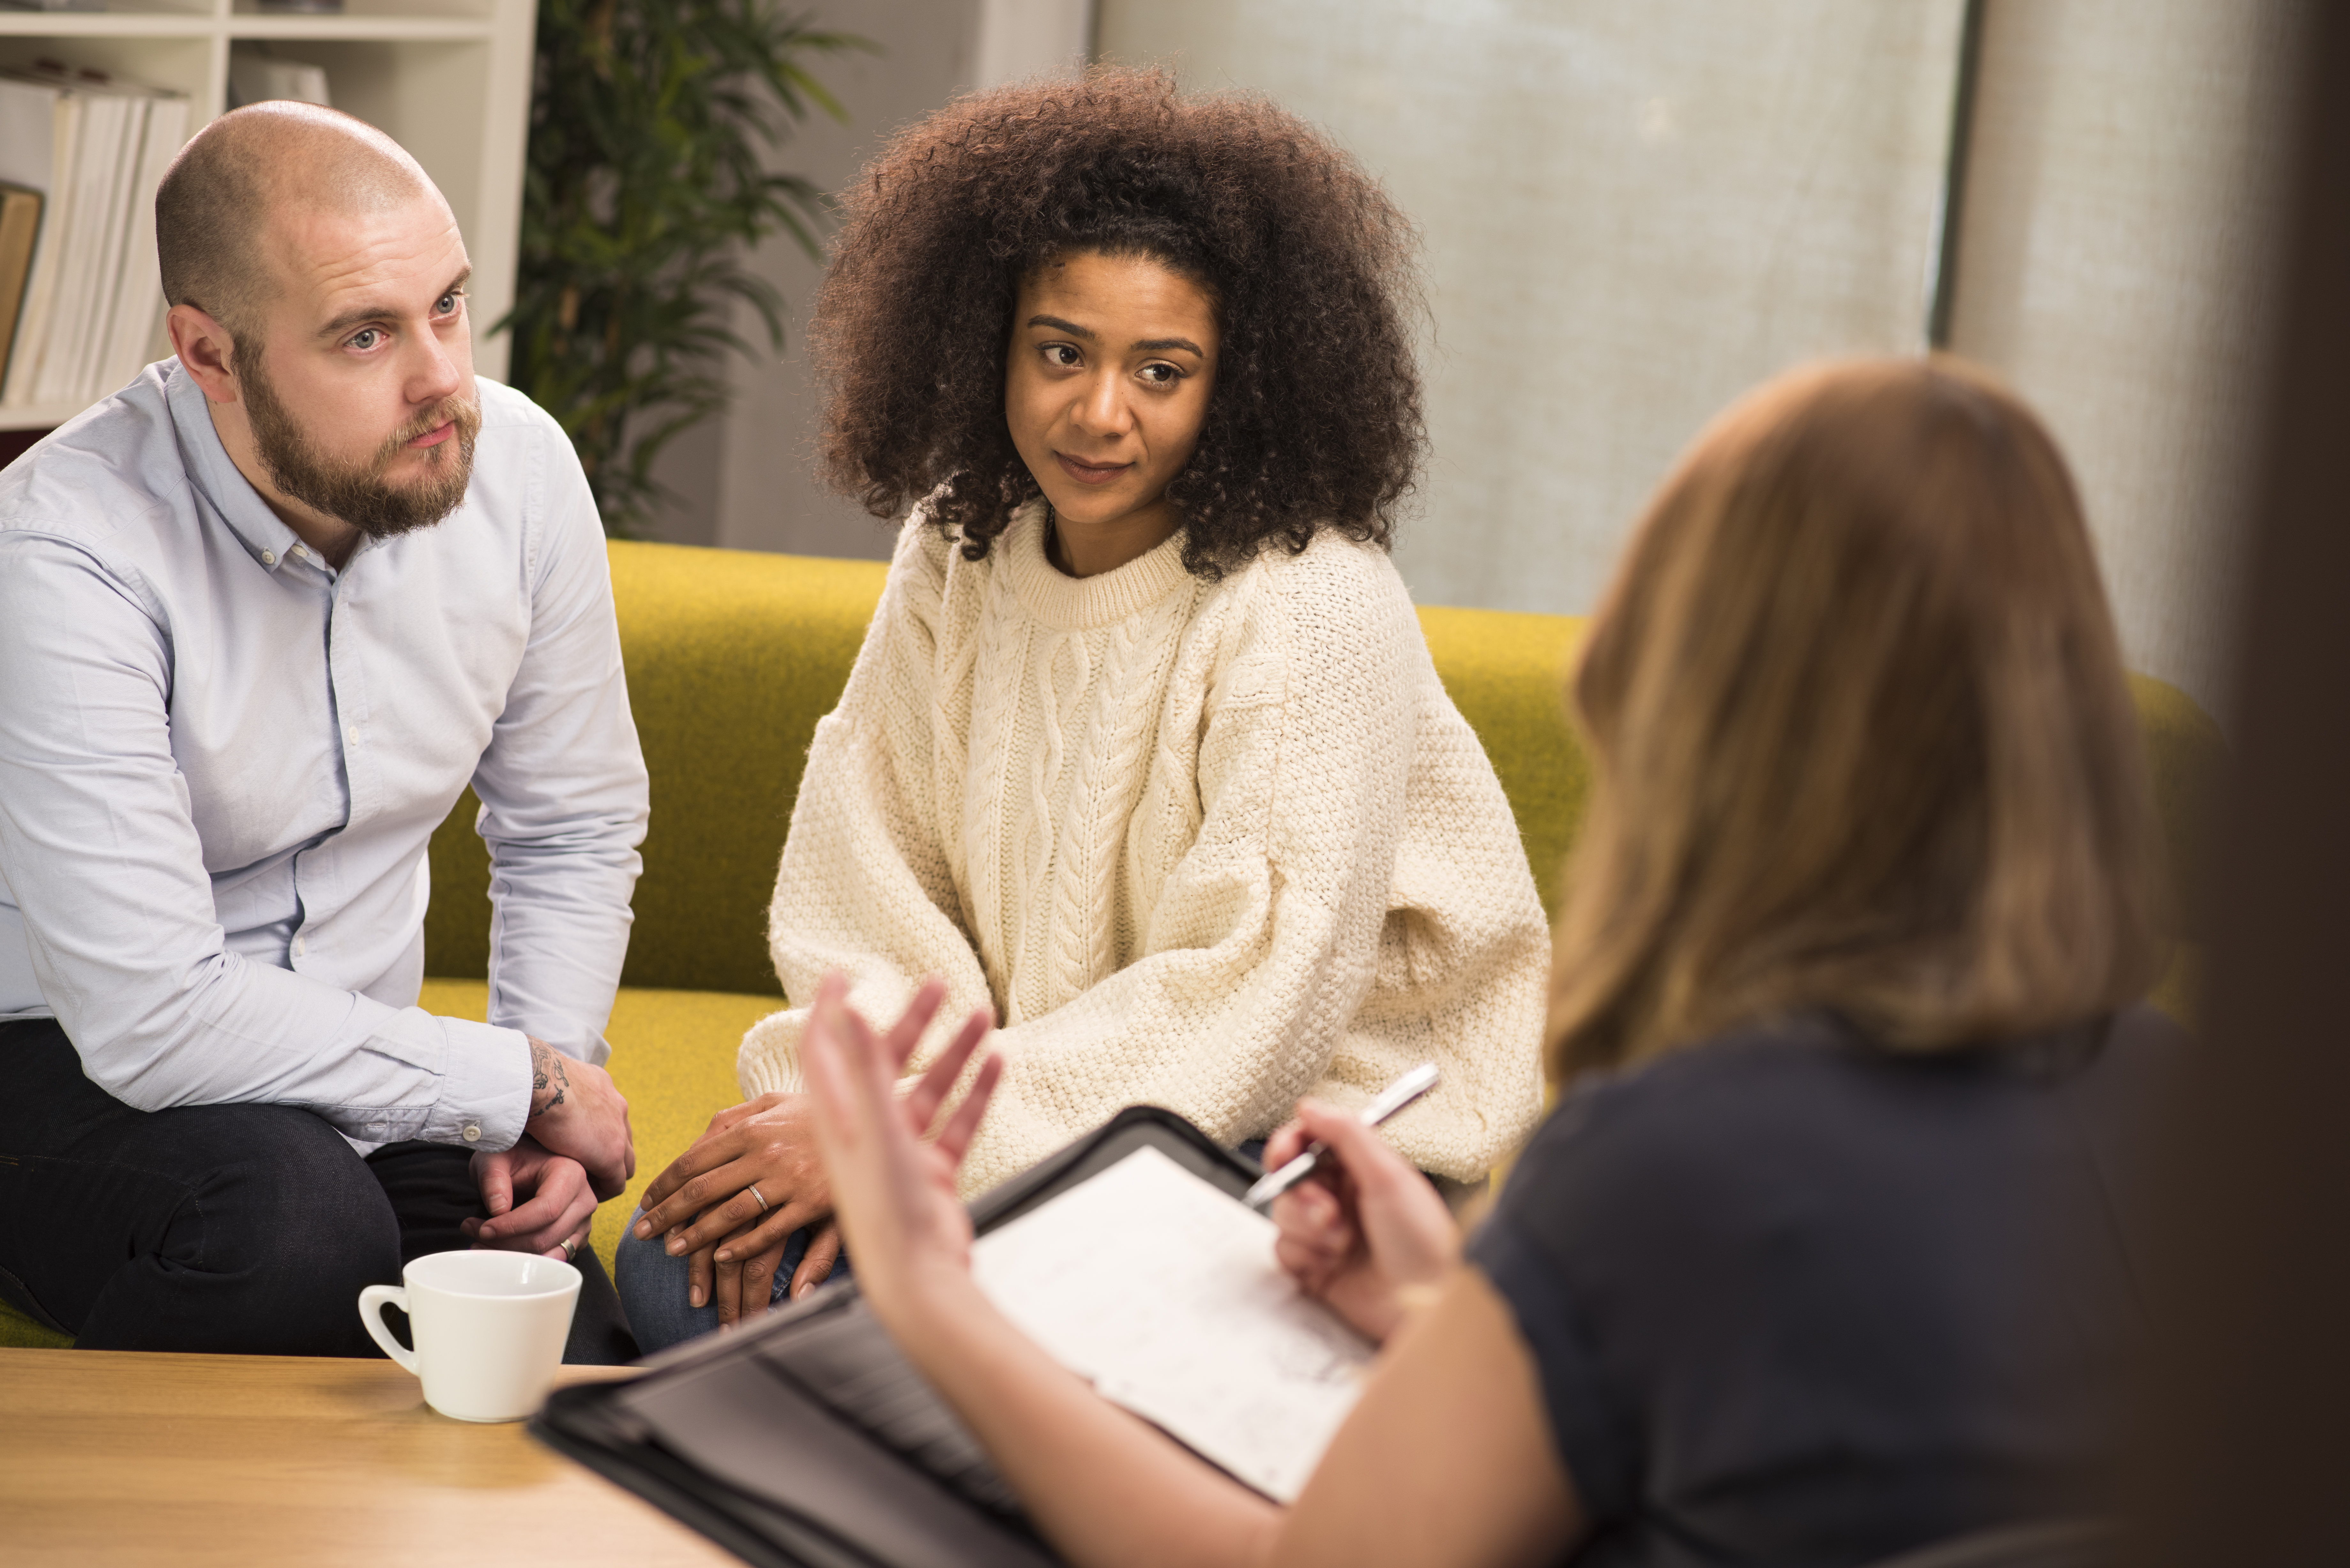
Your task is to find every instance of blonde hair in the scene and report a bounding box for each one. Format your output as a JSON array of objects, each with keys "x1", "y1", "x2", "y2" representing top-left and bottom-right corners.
[{"x1": 1547, "y1": 357, "x2": 2164, "y2": 1082}]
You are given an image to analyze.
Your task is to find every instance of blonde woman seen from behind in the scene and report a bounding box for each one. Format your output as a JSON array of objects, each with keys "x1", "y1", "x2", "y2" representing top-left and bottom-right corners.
[{"x1": 803, "y1": 357, "x2": 2184, "y2": 1568}]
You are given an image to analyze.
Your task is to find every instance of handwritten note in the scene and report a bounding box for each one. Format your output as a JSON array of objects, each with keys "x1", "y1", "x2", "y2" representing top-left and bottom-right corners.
[{"x1": 968, "y1": 1145, "x2": 1374, "y2": 1502}]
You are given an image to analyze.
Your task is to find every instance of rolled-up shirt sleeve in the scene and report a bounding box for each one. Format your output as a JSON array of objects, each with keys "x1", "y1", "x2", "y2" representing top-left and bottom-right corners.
[
  {"x1": 468, "y1": 445, "x2": 647, "y2": 1067},
  {"x1": 0, "y1": 536, "x2": 532, "y2": 1149}
]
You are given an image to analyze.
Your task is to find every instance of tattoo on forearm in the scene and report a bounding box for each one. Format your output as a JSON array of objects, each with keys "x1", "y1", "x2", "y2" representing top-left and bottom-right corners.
[{"x1": 528, "y1": 1038, "x2": 570, "y2": 1119}]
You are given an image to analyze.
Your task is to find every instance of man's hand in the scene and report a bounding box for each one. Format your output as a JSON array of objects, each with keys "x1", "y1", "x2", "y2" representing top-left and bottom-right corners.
[
  {"x1": 523, "y1": 1036, "x2": 634, "y2": 1199},
  {"x1": 468, "y1": 1135, "x2": 599, "y2": 1259}
]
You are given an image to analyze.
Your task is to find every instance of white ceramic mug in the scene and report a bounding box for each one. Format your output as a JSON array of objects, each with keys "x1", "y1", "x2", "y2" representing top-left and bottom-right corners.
[{"x1": 359, "y1": 1250, "x2": 581, "y2": 1422}]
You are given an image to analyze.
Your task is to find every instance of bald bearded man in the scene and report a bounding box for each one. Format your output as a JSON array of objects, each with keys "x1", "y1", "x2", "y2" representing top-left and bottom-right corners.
[{"x1": 0, "y1": 104, "x2": 648, "y2": 1360}]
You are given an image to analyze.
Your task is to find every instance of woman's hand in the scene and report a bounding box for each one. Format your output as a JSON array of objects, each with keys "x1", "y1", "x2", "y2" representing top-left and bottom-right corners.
[
  {"x1": 1268, "y1": 1099, "x2": 1462, "y2": 1344},
  {"x1": 694, "y1": 1216, "x2": 845, "y2": 1324},
  {"x1": 800, "y1": 971, "x2": 1000, "y2": 1335},
  {"x1": 630, "y1": 1091, "x2": 833, "y2": 1294}
]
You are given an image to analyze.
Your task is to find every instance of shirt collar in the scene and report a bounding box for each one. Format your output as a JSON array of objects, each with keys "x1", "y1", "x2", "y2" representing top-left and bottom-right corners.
[{"x1": 164, "y1": 359, "x2": 305, "y2": 575}]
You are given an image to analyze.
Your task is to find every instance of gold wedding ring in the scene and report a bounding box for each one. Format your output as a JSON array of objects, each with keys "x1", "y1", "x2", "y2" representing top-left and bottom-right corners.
[{"x1": 749, "y1": 1184, "x2": 769, "y2": 1212}]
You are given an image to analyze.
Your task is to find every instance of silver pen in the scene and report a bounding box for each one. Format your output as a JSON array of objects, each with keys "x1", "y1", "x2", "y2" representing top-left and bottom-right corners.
[{"x1": 1243, "y1": 1062, "x2": 1441, "y2": 1210}]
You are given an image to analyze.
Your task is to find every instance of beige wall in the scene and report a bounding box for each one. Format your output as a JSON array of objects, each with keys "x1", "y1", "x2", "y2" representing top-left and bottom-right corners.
[
  {"x1": 649, "y1": 0, "x2": 1090, "y2": 562},
  {"x1": 1948, "y1": 0, "x2": 2307, "y2": 720},
  {"x1": 647, "y1": 0, "x2": 982, "y2": 560},
  {"x1": 1096, "y1": 0, "x2": 1968, "y2": 628}
]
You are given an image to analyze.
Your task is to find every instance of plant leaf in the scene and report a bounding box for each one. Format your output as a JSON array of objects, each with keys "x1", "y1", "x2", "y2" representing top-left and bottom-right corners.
[{"x1": 497, "y1": 0, "x2": 873, "y2": 536}]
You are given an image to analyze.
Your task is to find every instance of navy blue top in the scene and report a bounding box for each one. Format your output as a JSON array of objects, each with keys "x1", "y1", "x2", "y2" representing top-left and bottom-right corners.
[{"x1": 1468, "y1": 1005, "x2": 2181, "y2": 1568}]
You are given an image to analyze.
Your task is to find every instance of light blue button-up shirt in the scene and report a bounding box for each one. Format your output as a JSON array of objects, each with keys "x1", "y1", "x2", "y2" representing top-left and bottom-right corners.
[{"x1": 0, "y1": 360, "x2": 648, "y2": 1152}]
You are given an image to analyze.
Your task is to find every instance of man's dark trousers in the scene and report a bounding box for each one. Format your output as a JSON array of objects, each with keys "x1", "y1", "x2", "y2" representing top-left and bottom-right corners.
[{"x1": 0, "y1": 1017, "x2": 636, "y2": 1363}]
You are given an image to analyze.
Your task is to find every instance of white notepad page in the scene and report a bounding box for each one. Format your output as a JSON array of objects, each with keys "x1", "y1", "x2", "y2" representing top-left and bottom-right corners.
[{"x1": 968, "y1": 1145, "x2": 1375, "y2": 1503}]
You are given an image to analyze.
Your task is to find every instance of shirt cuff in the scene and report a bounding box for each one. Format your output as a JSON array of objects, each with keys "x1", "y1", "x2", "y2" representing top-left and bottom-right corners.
[{"x1": 419, "y1": 1015, "x2": 533, "y2": 1151}]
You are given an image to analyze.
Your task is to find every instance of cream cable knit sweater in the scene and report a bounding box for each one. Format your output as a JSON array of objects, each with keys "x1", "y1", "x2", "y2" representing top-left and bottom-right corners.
[{"x1": 739, "y1": 503, "x2": 1550, "y2": 1195}]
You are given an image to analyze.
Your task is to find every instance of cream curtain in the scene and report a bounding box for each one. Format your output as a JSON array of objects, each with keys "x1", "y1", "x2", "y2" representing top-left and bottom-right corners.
[
  {"x1": 1095, "y1": 0, "x2": 1969, "y2": 622},
  {"x1": 1948, "y1": 0, "x2": 2306, "y2": 722}
]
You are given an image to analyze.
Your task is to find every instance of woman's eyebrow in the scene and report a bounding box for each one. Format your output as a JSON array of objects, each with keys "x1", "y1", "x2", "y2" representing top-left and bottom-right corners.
[{"x1": 1025, "y1": 315, "x2": 1202, "y2": 357}]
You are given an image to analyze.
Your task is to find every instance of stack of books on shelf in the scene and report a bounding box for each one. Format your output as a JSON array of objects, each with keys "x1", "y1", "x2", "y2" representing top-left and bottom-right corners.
[{"x1": 0, "y1": 61, "x2": 191, "y2": 415}]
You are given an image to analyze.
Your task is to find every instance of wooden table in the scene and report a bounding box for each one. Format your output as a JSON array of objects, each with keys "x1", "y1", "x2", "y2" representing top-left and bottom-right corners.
[{"x1": 0, "y1": 1347, "x2": 739, "y2": 1566}]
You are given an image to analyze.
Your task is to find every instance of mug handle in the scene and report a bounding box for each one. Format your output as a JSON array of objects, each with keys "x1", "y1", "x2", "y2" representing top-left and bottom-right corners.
[{"x1": 358, "y1": 1284, "x2": 419, "y2": 1374}]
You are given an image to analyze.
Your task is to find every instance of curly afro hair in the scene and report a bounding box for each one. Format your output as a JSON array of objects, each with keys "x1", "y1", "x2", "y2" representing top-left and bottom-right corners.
[{"x1": 809, "y1": 67, "x2": 1425, "y2": 579}]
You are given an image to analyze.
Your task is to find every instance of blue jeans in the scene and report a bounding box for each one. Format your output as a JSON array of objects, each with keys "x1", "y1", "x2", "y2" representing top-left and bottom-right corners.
[{"x1": 613, "y1": 1205, "x2": 852, "y2": 1355}]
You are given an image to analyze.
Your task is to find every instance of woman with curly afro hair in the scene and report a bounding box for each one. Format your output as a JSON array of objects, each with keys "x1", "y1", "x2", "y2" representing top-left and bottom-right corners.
[{"x1": 613, "y1": 69, "x2": 1550, "y2": 1349}]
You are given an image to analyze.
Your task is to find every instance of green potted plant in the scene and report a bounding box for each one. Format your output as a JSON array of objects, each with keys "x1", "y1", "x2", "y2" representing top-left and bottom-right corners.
[{"x1": 503, "y1": 0, "x2": 866, "y2": 535}]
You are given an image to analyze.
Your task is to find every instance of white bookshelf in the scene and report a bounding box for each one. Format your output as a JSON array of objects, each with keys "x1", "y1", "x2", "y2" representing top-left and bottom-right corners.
[{"x1": 0, "y1": 0, "x2": 537, "y2": 432}]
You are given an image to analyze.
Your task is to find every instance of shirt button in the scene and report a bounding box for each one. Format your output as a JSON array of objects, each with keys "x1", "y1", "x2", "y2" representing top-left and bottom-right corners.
[
  {"x1": 292, "y1": 935, "x2": 306, "y2": 958},
  {"x1": 260, "y1": 549, "x2": 277, "y2": 566},
  {"x1": 346, "y1": 724, "x2": 360, "y2": 747},
  {"x1": 462, "y1": 1123, "x2": 482, "y2": 1143}
]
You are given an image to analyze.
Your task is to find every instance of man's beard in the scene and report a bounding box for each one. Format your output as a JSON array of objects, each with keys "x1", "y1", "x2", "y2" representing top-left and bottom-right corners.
[{"x1": 240, "y1": 352, "x2": 482, "y2": 539}]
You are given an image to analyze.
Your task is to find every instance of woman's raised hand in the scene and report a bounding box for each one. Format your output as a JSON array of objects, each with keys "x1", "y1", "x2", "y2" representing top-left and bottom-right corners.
[
  {"x1": 801, "y1": 971, "x2": 1000, "y2": 1332},
  {"x1": 1268, "y1": 1098, "x2": 1463, "y2": 1344}
]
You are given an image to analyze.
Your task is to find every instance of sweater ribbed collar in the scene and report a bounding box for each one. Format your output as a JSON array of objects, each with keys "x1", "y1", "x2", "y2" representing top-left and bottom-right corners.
[{"x1": 1000, "y1": 500, "x2": 1195, "y2": 631}]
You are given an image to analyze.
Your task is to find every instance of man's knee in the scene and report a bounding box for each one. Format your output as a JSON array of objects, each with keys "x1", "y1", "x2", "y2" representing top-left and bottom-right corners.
[
  {"x1": 186, "y1": 1106, "x2": 400, "y2": 1289},
  {"x1": 210, "y1": 1104, "x2": 398, "y2": 1245},
  {"x1": 77, "y1": 1104, "x2": 400, "y2": 1353}
]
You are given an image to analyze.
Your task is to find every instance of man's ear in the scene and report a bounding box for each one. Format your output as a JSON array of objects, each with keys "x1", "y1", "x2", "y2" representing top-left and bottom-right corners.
[{"x1": 167, "y1": 303, "x2": 243, "y2": 405}]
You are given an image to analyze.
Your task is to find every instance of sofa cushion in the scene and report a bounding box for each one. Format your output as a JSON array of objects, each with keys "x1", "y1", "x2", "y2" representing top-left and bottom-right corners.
[
  {"x1": 425, "y1": 541, "x2": 2226, "y2": 989},
  {"x1": 425, "y1": 543, "x2": 890, "y2": 998},
  {"x1": 1412, "y1": 604, "x2": 1590, "y2": 914},
  {"x1": 0, "y1": 1299, "x2": 67, "y2": 1349}
]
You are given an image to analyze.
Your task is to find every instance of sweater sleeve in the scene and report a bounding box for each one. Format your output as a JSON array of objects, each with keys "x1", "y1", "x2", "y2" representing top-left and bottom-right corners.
[
  {"x1": 738, "y1": 519, "x2": 1000, "y2": 1073},
  {"x1": 741, "y1": 534, "x2": 1547, "y2": 1194}
]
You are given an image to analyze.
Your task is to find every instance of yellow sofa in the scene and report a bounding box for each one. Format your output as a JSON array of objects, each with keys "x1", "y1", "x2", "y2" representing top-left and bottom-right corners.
[{"x1": 0, "y1": 539, "x2": 2224, "y2": 1350}]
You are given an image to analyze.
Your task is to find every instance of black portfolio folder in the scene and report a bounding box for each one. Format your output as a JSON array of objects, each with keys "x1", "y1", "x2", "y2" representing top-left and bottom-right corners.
[{"x1": 532, "y1": 1105, "x2": 1262, "y2": 1568}]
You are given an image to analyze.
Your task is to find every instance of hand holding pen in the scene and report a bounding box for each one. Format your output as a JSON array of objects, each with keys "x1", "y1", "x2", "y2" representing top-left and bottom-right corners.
[
  {"x1": 1247, "y1": 1062, "x2": 1440, "y2": 1207},
  {"x1": 1260, "y1": 1066, "x2": 1463, "y2": 1345}
]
